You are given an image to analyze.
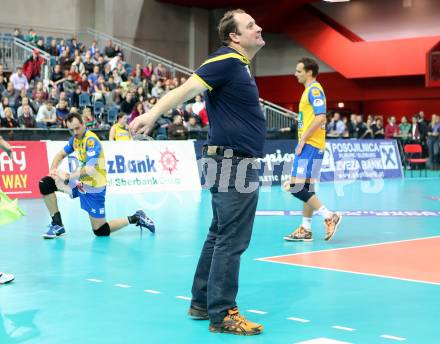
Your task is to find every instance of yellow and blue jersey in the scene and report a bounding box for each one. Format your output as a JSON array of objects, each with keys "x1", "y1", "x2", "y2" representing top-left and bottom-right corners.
[
  {"x1": 111, "y1": 123, "x2": 131, "y2": 141},
  {"x1": 298, "y1": 81, "x2": 326, "y2": 150},
  {"x1": 64, "y1": 130, "x2": 107, "y2": 188}
]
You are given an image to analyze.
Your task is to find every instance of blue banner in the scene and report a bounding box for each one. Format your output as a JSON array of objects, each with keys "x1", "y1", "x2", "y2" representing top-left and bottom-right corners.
[
  {"x1": 193, "y1": 139, "x2": 403, "y2": 185},
  {"x1": 321, "y1": 139, "x2": 403, "y2": 181}
]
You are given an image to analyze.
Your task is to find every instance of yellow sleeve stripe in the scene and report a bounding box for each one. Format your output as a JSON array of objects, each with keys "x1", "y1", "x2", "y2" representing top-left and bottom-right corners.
[
  {"x1": 193, "y1": 73, "x2": 213, "y2": 92},
  {"x1": 200, "y1": 53, "x2": 250, "y2": 67}
]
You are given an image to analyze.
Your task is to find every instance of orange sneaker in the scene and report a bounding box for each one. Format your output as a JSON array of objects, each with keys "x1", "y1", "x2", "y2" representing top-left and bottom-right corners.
[
  {"x1": 209, "y1": 307, "x2": 263, "y2": 336},
  {"x1": 283, "y1": 226, "x2": 313, "y2": 242},
  {"x1": 325, "y1": 212, "x2": 342, "y2": 241}
]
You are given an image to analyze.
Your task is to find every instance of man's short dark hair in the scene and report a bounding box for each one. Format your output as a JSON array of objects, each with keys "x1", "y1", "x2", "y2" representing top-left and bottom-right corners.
[
  {"x1": 66, "y1": 112, "x2": 83, "y2": 124},
  {"x1": 117, "y1": 112, "x2": 126, "y2": 120},
  {"x1": 218, "y1": 9, "x2": 246, "y2": 46},
  {"x1": 298, "y1": 57, "x2": 319, "y2": 77}
]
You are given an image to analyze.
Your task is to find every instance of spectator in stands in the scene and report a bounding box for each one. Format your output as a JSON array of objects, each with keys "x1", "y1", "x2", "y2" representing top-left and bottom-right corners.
[
  {"x1": 143, "y1": 62, "x2": 154, "y2": 80},
  {"x1": 32, "y1": 81, "x2": 48, "y2": 100},
  {"x1": 36, "y1": 100, "x2": 57, "y2": 128},
  {"x1": 50, "y1": 64, "x2": 65, "y2": 89},
  {"x1": 22, "y1": 49, "x2": 44, "y2": 82},
  {"x1": 426, "y1": 114, "x2": 440, "y2": 168},
  {"x1": 0, "y1": 107, "x2": 18, "y2": 128},
  {"x1": 353, "y1": 114, "x2": 366, "y2": 139},
  {"x1": 109, "y1": 113, "x2": 132, "y2": 140},
  {"x1": 0, "y1": 97, "x2": 9, "y2": 118},
  {"x1": 120, "y1": 92, "x2": 136, "y2": 114},
  {"x1": 135, "y1": 86, "x2": 147, "y2": 103},
  {"x1": 18, "y1": 105, "x2": 36, "y2": 128},
  {"x1": 102, "y1": 64, "x2": 112, "y2": 81},
  {"x1": 15, "y1": 89, "x2": 30, "y2": 110},
  {"x1": 78, "y1": 73, "x2": 90, "y2": 92},
  {"x1": 167, "y1": 114, "x2": 188, "y2": 140},
  {"x1": 144, "y1": 96, "x2": 157, "y2": 112},
  {"x1": 63, "y1": 73, "x2": 76, "y2": 96},
  {"x1": 10, "y1": 67, "x2": 29, "y2": 91},
  {"x1": 48, "y1": 87, "x2": 60, "y2": 105},
  {"x1": 104, "y1": 40, "x2": 116, "y2": 58},
  {"x1": 112, "y1": 69, "x2": 123, "y2": 85},
  {"x1": 70, "y1": 85, "x2": 82, "y2": 108},
  {"x1": 36, "y1": 38, "x2": 46, "y2": 52},
  {"x1": 347, "y1": 113, "x2": 357, "y2": 138},
  {"x1": 25, "y1": 28, "x2": 38, "y2": 45},
  {"x1": 71, "y1": 55, "x2": 85, "y2": 75},
  {"x1": 106, "y1": 75, "x2": 117, "y2": 92},
  {"x1": 88, "y1": 65, "x2": 101, "y2": 87},
  {"x1": 0, "y1": 75, "x2": 6, "y2": 94},
  {"x1": 360, "y1": 116, "x2": 373, "y2": 139},
  {"x1": 33, "y1": 91, "x2": 45, "y2": 112},
  {"x1": 82, "y1": 51, "x2": 94, "y2": 74},
  {"x1": 56, "y1": 99, "x2": 70, "y2": 127},
  {"x1": 198, "y1": 108, "x2": 209, "y2": 127},
  {"x1": 48, "y1": 39, "x2": 58, "y2": 56},
  {"x1": 82, "y1": 107, "x2": 97, "y2": 128},
  {"x1": 326, "y1": 112, "x2": 345, "y2": 138},
  {"x1": 2, "y1": 83, "x2": 16, "y2": 105},
  {"x1": 385, "y1": 116, "x2": 399, "y2": 139},
  {"x1": 89, "y1": 40, "x2": 100, "y2": 56},
  {"x1": 418, "y1": 111, "x2": 429, "y2": 143},
  {"x1": 0, "y1": 64, "x2": 7, "y2": 83},
  {"x1": 13, "y1": 28, "x2": 24, "y2": 41},
  {"x1": 92, "y1": 76, "x2": 107, "y2": 104},
  {"x1": 116, "y1": 61, "x2": 127, "y2": 81},
  {"x1": 153, "y1": 63, "x2": 167, "y2": 80},
  {"x1": 56, "y1": 39, "x2": 67, "y2": 56},
  {"x1": 187, "y1": 115, "x2": 201, "y2": 132},
  {"x1": 17, "y1": 97, "x2": 34, "y2": 118},
  {"x1": 132, "y1": 68, "x2": 143, "y2": 86},
  {"x1": 191, "y1": 94, "x2": 205, "y2": 116},
  {"x1": 130, "y1": 102, "x2": 144, "y2": 123},
  {"x1": 151, "y1": 80, "x2": 164, "y2": 98},
  {"x1": 399, "y1": 115, "x2": 411, "y2": 139},
  {"x1": 372, "y1": 117, "x2": 385, "y2": 139},
  {"x1": 410, "y1": 115, "x2": 421, "y2": 142},
  {"x1": 96, "y1": 55, "x2": 106, "y2": 73},
  {"x1": 69, "y1": 37, "x2": 81, "y2": 53},
  {"x1": 59, "y1": 49, "x2": 72, "y2": 73}
]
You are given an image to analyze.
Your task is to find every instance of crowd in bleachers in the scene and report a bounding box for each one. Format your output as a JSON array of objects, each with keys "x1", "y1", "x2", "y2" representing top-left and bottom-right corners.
[{"x1": 0, "y1": 28, "x2": 209, "y2": 140}]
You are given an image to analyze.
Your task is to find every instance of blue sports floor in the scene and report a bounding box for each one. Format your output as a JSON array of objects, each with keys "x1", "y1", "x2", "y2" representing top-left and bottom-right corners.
[{"x1": 1, "y1": 175, "x2": 440, "y2": 343}]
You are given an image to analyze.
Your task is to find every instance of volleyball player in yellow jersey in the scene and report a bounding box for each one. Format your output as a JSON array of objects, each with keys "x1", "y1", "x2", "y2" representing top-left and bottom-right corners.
[
  {"x1": 38, "y1": 112, "x2": 154, "y2": 238},
  {"x1": 109, "y1": 113, "x2": 132, "y2": 141},
  {"x1": 284, "y1": 57, "x2": 342, "y2": 242}
]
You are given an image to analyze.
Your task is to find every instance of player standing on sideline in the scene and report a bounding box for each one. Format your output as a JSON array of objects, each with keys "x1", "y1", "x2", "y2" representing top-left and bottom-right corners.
[
  {"x1": 38, "y1": 113, "x2": 155, "y2": 239},
  {"x1": 283, "y1": 57, "x2": 342, "y2": 242}
]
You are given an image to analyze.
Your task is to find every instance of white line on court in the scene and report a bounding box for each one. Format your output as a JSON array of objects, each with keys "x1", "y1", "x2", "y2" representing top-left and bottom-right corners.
[
  {"x1": 380, "y1": 334, "x2": 406, "y2": 341},
  {"x1": 114, "y1": 284, "x2": 131, "y2": 288},
  {"x1": 287, "y1": 317, "x2": 310, "y2": 323},
  {"x1": 176, "y1": 296, "x2": 191, "y2": 300},
  {"x1": 144, "y1": 289, "x2": 161, "y2": 294},
  {"x1": 86, "y1": 278, "x2": 103, "y2": 283},
  {"x1": 247, "y1": 310, "x2": 267, "y2": 315},
  {"x1": 332, "y1": 325, "x2": 355, "y2": 331}
]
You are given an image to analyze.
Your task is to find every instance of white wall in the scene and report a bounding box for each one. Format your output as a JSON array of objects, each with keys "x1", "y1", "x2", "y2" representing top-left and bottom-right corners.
[
  {"x1": 254, "y1": 33, "x2": 334, "y2": 77},
  {"x1": 314, "y1": 0, "x2": 440, "y2": 41}
]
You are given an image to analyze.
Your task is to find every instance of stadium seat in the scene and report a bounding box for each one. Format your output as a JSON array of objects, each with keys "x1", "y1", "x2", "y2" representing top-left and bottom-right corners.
[
  {"x1": 403, "y1": 144, "x2": 428, "y2": 177},
  {"x1": 79, "y1": 93, "x2": 91, "y2": 108},
  {"x1": 107, "y1": 106, "x2": 119, "y2": 123}
]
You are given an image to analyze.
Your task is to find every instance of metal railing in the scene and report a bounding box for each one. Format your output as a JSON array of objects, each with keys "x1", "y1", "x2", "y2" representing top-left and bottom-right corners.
[
  {"x1": 75, "y1": 28, "x2": 295, "y2": 128},
  {"x1": 0, "y1": 35, "x2": 51, "y2": 80}
]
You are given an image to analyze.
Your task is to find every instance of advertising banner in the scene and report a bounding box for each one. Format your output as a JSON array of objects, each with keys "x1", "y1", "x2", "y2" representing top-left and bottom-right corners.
[
  {"x1": 46, "y1": 140, "x2": 201, "y2": 194},
  {"x1": 0, "y1": 141, "x2": 49, "y2": 198},
  {"x1": 321, "y1": 139, "x2": 403, "y2": 182}
]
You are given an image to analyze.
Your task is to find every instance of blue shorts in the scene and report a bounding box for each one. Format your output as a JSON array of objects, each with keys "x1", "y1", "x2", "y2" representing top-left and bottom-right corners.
[
  {"x1": 71, "y1": 185, "x2": 106, "y2": 219},
  {"x1": 291, "y1": 144, "x2": 324, "y2": 180}
]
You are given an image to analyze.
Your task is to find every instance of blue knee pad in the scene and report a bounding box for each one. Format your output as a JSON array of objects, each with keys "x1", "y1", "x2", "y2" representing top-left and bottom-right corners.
[{"x1": 290, "y1": 183, "x2": 315, "y2": 202}]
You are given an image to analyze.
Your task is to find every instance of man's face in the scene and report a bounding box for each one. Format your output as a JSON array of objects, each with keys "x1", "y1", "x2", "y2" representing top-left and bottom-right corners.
[
  {"x1": 17, "y1": 68, "x2": 23, "y2": 76},
  {"x1": 232, "y1": 12, "x2": 265, "y2": 50},
  {"x1": 295, "y1": 63, "x2": 310, "y2": 85},
  {"x1": 67, "y1": 117, "x2": 86, "y2": 139}
]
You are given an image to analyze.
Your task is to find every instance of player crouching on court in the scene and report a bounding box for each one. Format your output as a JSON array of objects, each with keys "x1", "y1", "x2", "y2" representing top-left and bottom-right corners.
[{"x1": 38, "y1": 112, "x2": 155, "y2": 239}]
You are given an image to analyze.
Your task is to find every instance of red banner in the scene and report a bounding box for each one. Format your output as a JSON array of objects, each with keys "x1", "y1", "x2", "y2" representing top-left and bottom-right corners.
[{"x1": 0, "y1": 141, "x2": 48, "y2": 199}]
